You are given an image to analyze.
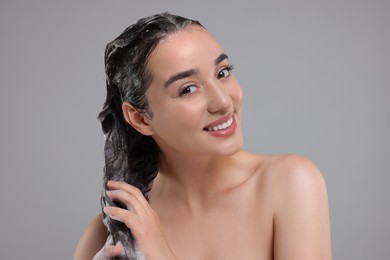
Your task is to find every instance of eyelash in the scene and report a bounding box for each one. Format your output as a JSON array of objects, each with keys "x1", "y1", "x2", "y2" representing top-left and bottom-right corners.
[
  {"x1": 179, "y1": 84, "x2": 197, "y2": 96},
  {"x1": 178, "y1": 64, "x2": 235, "y2": 96},
  {"x1": 217, "y1": 64, "x2": 234, "y2": 79}
]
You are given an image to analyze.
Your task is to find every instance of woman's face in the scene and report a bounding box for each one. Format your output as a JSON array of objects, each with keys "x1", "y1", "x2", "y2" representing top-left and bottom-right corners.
[{"x1": 145, "y1": 26, "x2": 243, "y2": 157}]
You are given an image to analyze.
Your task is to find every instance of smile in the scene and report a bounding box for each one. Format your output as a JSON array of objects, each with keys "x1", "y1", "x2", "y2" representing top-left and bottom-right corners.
[{"x1": 206, "y1": 117, "x2": 234, "y2": 132}]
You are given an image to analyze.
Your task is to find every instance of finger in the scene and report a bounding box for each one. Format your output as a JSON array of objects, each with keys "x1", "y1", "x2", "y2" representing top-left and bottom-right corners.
[
  {"x1": 107, "y1": 181, "x2": 150, "y2": 210},
  {"x1": 102, "y1": 244, "x2": 124, "y2": 258},
  {"x1": 104, "y1": 235, "x2": 114, "y2": 246},
  {"x1": 93, "y1": 242, "x2": 124, "y2": 260},
  {"x1": 107, "y1": 190, "x2": 146, "y2": 217},
  {"x1": 104, "y1": 206, "x2": 142, "y2": 231}
]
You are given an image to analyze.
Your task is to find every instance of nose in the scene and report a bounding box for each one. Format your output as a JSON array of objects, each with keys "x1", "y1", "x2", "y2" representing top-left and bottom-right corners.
[{"x1": 206, "y1": 81, "x2": 231, "y2": 113}]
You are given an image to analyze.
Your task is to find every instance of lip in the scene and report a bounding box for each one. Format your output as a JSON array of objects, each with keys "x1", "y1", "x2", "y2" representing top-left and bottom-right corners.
[
  {"x1": 203, "y1": 112, "x2": 237, "y2": 138},
  {"x1": 203, "y1": 112, "x2": 234, "y2": 130}
]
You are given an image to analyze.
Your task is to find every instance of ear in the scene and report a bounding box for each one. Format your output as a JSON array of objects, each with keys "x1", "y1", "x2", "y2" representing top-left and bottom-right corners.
[{"x1": 122, "y1": 102, "x2": 155, "y2": 136}]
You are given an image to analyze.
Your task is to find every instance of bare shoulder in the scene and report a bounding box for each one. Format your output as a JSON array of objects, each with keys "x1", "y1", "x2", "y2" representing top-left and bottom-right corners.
[
  {"x1": 252, "y1": 153, "x2": 325, "y2": 191},
  {"x1": 236, "y1": 152, "x2": 326, "y2": 193},
  {"x1": 239, "y1": 151, "x2": 321, "y2": 180},
  {"x1": 252, "y1": 154, "x2": 332, "y2": 259},
  {"x1": 73, "y1": 213, "x2": 108, "y2": 260},
  {"x1": 256, "y1": 154, "x2": 329, "y2": 214}
]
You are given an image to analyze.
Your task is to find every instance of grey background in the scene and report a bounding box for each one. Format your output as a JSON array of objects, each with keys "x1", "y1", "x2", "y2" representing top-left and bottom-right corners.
[{"x1": 0, "y1": 0, "x2": 389, "y2": 259}]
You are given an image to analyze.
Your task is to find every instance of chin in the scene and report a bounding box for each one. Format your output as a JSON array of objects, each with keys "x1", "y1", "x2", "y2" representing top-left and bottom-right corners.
[{"x1": 215, "y1": 135, "x2": 243, "y2": 156}]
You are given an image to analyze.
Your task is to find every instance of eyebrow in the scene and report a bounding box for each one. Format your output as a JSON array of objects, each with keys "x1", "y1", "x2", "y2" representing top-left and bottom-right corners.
[
  {"x1": 164, "y1": 53, "x2": 229, "y2": 88},
  {"x1": 215, "y1": 53, "x2": 229, "y2": 65},
  {"x1": 164, "y1": 69, "x2": 197, "y2": 88}
]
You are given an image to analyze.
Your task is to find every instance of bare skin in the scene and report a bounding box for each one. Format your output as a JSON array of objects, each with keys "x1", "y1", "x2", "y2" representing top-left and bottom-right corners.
[
  {"x1": 74, "y1": 153, "x2": 331, "y2": 260},
  {"x1": 73, "y1": 214, "x2": 112, "y2": 260},
  {"x1": 149, "y1": 152, "x2": 332, "y2": 259},
  {"x1": 74, "y1": 25, "x2": 331, "y2": 259}
]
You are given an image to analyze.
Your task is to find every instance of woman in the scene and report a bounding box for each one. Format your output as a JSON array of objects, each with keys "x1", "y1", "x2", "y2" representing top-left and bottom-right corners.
[{"x1": 74, "y1": 12, "x2": 332, "y2": 259}]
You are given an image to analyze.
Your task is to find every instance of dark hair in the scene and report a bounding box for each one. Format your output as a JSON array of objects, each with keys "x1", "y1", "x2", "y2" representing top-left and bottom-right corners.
[{"x1": 97, "y1": 12, "x2": 202, "y2": 259}]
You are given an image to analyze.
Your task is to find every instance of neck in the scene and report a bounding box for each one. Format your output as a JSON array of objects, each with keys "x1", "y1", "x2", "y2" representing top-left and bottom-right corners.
[{"x1": 151, "y1": 149, "x2": 242, "y2": 209}]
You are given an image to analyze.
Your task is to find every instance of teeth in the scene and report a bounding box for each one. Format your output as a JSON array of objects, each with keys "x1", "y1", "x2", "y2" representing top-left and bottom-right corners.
[{"x1": 208, "y1": 117, "x2": 233, "y2": 132}]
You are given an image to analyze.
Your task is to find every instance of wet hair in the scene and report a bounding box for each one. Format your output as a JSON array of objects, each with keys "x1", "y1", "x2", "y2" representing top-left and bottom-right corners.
[{"x1": 97, "y1": 12, "x2": 202, "y2": 259}]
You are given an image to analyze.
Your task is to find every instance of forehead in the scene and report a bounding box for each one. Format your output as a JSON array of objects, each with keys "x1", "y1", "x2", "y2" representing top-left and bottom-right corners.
[{"x1": 147, "y1": 26, "x2": 224, "y2": 77}]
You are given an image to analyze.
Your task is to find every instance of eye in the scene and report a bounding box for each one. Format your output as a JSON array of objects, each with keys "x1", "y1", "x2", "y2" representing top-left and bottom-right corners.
[
  {"x1": 217, "y1": 64, "x2": 234, "y2": 79},
  {"x1": 179, "y1": 85, "x2": 197, "y2": 96}
]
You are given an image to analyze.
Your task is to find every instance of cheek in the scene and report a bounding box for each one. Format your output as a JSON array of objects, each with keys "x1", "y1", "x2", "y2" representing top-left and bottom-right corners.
[
  {"x1": 231, "y1": 79, "x2": 243, "y2": 109},
  {"x1": 151, "y1": 102, "x2": 205, "y2": 134}
]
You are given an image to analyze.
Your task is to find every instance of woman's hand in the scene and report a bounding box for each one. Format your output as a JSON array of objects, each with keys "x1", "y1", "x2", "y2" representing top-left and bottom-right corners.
[
  {"x1": 92, "y1": 235, "x2": 124, "y2": 260},
  {"x1": 104, "y1": 181, "x2": 177, "y2": 260}
]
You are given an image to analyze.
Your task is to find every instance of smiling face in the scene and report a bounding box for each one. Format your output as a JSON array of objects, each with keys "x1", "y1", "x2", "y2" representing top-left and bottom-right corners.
[{"x1": 139, "y1": 26, "x2": 243, "y2": 158}]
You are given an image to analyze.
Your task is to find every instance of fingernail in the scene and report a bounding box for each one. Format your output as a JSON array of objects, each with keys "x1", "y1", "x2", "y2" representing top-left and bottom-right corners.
[
  {"x1": 103, "y1": 207, "x2": 111, "y2": 214},
  {"x1": 106, "y1": 236, "x2": 113, "y2": 245},
  {"x1": 120, "y1": 246, "x2": 126, "y2": 257},
  {"x1": 114, "y1": 241, "x2": 126, "y2": 257},
  {"x1": 104, "y1": 207, "x2": 121, "y2": 222}
]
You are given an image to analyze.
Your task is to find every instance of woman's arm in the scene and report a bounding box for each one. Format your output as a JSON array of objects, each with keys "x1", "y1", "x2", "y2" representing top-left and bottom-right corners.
[
  {"x1": 74, "y1": 181, "x2": 178, "y2": 260},
  {"x1": 272, "y1": 155, "x2": 332, "y2": 260},
  {"x1": 73, "y1": 214, "x2": 109, "y2": 260},
  {"x1": 103, "y1": 181, "x2": 178, "y2": 260}
]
